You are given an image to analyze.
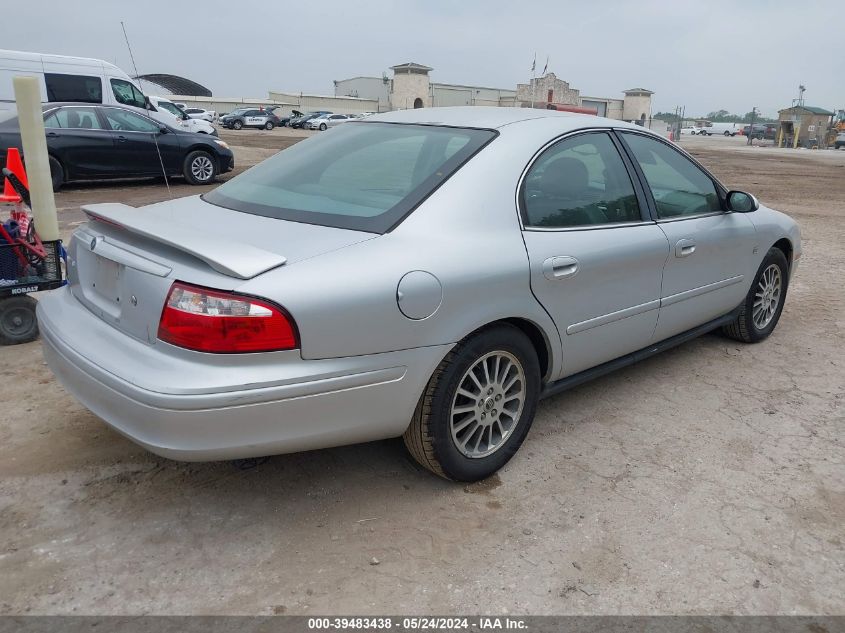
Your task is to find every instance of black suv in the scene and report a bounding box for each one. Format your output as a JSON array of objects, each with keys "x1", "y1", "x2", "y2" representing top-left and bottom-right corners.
[{"x1": 220, "y1": 108, "x2": 281, "y2": 130}]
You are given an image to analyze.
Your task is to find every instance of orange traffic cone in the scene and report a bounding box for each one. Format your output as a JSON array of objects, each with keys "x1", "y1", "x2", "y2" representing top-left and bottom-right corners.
[{"x1": 0, "y1": 148, "x2": 28, "y2": 203}]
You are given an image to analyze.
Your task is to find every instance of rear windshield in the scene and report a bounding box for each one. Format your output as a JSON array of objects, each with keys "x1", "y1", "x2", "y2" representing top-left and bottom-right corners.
[{"x1": 204, "y1": 122, "x2": 496, "y2": 233}]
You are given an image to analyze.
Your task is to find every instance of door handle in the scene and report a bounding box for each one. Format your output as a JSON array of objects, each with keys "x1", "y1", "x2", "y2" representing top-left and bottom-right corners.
[
  {"x1": 675, "y1": 239, "x2": 696, "y2": 258},
  {"x1": 116, "y1": 135, "x2": 127, "y2": 142},
  {"x1": 542, "y1": 256, "x2": 579, "y2": 280},
  {"x1": 46, "y1": 131, "x2": 59, "y2": 137}
]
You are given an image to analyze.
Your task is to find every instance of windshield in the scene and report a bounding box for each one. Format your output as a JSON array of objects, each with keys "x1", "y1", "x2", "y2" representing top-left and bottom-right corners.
[{"x1": 204, "y1": 122, "x2": 496, "y2": 233}]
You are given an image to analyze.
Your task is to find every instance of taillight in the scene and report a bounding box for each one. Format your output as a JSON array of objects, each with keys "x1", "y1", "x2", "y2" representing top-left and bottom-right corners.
[{"x1": 157, "y1": 282, "x2": 297, "y2": 353}]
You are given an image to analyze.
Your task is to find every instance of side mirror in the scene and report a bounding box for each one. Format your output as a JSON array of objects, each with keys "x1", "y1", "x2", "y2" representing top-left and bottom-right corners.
[
  {"x1": 158, "y1": 125, "x2": 169, "y2": 134},
  {"x1": 726, "y1": 190, "x2": 759, "y2": 213}
]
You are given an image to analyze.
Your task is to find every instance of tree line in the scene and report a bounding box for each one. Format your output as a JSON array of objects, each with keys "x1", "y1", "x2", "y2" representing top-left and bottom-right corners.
[{"x1": 653, "y1": 109, "x2": 776, "y2": 123}]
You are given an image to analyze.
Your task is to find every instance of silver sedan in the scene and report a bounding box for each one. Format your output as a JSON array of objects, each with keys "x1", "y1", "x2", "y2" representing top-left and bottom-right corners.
[{"x1": 38, "y1": 107, "x2": 801, "y2": 481}]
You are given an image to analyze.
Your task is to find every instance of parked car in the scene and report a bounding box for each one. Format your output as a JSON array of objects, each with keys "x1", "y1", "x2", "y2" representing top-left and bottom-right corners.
[
  {"x1": 681, "y1": 127, "x2": 700, "y2": 135},
  {"x1": 220, "y1": 108, "x2": 280, "y2": 130},
  {"x1": 742, "y1": 124, "x2": 777, "y2": 140},
  {"x1": 183, "y1": 107, "x2": 217, "y2": 123},
  {"x1": 307, "y1": 113, "x2": 354, "y2": 130},
  {"x1": 147, "y1": 95, "x2": 217, "y2": 135},
  {"x1": 289, "y1": 111, "x2": 332, "y2": 129},
  {"x1": 36, "y1": 107, "x2": 800, "y2": 482},
  {"x1": 835, "y1": 132, "x2": 845, "y2": 149},
  {"x1": 0, "y1": 103, "x2": 233, "y2": 190},
  {"x1": 277, "y1": 110, "x2": 303, "y2": 127}
]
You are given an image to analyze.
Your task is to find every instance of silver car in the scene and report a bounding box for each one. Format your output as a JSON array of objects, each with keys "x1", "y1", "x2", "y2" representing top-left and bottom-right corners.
[
  {"x1": 307, "y1": 113, "x2": 352, "y2": 130},
  {"x1": 38, "y1": 107, "x2": 801, "y2": 481}
]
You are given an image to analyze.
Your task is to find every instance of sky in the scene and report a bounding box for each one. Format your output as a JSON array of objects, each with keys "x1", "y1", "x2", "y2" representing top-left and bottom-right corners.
[{"x1": 4, "y1": 0, "x2": 842, "y2": 118}]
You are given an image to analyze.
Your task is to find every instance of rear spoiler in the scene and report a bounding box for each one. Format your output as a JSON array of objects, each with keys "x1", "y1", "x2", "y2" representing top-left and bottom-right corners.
[{"x1": 82, "y1": 203, "x2": 286, "y2": 280}]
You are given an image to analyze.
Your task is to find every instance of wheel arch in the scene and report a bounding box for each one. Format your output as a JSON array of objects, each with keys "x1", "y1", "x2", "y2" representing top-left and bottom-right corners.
[
  {"x1": 461, "y1": 317, "x2": 554, "y2": 382},
  {"x1": 772, "y1": 237, "x2": 793, "y2": 271}
]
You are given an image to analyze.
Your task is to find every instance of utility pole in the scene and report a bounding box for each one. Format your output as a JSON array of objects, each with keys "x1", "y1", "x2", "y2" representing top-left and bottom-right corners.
[{"x1": 747, "y1": 106, "x2": 758, "y2": 145}]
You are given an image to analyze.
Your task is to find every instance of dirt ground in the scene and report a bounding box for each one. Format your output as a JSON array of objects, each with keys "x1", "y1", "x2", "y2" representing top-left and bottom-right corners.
[{"x1": 0, "y1": 129, "x2": 842, "y2": 615}]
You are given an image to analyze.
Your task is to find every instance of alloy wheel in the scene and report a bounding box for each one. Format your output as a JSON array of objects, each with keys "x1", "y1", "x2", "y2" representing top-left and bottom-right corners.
[
  {"x1": 753, "y1": 263, "x2": 782, "y2": 330},
  {"x1": 191, "y1": 156, "x2": 214, "y2": 182},
  {"x1": 449, "y1": 351, "x2": 526, "y2": 459}
]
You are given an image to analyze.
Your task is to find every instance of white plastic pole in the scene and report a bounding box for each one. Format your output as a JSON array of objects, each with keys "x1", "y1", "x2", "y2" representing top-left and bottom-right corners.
[{"x1": 13, "y1": 76, "x2": 59, "y2": 241}]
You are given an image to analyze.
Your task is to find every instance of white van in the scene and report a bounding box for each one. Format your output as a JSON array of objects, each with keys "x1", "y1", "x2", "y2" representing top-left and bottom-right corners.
[
  {"x1": 0, "y1": 48, "x2": 151, "y2": 116},
  {"x1": 696, "y1": 122, "x2": 743, "y2": 137},
  {"x1": 147, "y1": 95, "x2": 217, "y2": 135}
]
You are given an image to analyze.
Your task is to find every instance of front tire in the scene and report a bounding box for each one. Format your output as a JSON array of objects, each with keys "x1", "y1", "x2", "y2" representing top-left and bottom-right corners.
[
  {"x1": 722, "y1": 247, "x2": 789, "y2": 343},
  {"x1": 232, "y1": 120, "x2": 243, "y2": 130},
  {"x1": 403, "y1": 324, "x2": 540, "y2": 481},
  {"x1": 319, "y1": 123, "x2": 327, "y2": 131},
  {"x1": 183, "y1": 150, "x2": 217, "y2": 185}
]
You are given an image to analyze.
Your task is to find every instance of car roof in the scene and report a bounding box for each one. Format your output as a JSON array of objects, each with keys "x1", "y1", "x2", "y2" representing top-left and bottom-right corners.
[{"x1": 367, "y1": 105, "x2": 647, "y2": 131}]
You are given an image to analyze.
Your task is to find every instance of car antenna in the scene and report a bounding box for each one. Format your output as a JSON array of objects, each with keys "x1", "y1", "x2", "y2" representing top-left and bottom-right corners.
[
  {"x1": 121, "y1": 21, "x2": 172, "y2": 197},
  {"x1": 120, "y1": 21, "x2": 143, "y2": 91},
  {"x1": 152, "y1": 134, "x2": 172, "y2": 197}
]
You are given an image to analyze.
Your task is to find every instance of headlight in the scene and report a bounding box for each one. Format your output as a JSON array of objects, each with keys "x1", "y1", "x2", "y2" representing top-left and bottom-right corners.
[{"x1": 214, "y1": 140, "x2": 230, "y2": 149}]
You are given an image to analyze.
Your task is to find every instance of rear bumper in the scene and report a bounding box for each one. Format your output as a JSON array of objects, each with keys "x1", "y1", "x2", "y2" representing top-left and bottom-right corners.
[{"x1": 37, "y1": 288, "x2": 450, "y2": 461}]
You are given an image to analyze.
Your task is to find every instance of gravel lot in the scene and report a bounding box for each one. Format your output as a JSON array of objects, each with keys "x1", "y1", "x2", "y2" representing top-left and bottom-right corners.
[{"x1": 0, "y1": 128, "x2": 842, "y2": 615}]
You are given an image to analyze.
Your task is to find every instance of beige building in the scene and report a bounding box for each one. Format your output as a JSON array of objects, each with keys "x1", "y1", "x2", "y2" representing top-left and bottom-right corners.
[
  {"x1": 776, "y1": 105, "x2": 834, "y2": 148},
  {"x1": 516, "y1": 73, "x2": 579, "y2": 107},
  {"x1": 333, "y1": 63, "x2": 652, "y2": 123}
]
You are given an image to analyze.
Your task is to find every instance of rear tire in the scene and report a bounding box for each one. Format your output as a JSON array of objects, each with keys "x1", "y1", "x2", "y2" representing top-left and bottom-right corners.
[
  {"x1": 183, "y1": 150, "x2": 217, "y2": 185},
  {"x1": 722, "y1": 247, "x2": 789, "y2": 343},
  {"x1": 403, "y1": 324, "x2": 540, "y2": 481},
  {"x1": 0, "y1": 296, "x2": 39, "y2": 345},
  {"x1": 49, "y1": 155, "x2": 63, "y2": 192},
  {"x1": 264, "y1": 121, "x2": 274, "y2": 130}
]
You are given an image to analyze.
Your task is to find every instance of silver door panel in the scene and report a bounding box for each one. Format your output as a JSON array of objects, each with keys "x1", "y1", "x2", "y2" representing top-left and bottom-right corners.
[
  {"x1": 523, "y1": 224, "x2": 670, "y2": 378},
  {"x1": 654, "y1": 213, "x2": 756, "y2": 341}
]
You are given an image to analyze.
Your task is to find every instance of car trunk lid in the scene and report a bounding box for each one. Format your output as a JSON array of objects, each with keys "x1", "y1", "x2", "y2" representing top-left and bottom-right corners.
[{"x1": 69, "y1": 195, "x2": 375, "y2": 343}]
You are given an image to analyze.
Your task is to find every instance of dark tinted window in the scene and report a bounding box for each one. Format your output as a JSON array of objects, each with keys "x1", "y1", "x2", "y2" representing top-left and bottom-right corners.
[
  {"x1": 45, "y1": 107, "x2": 103, "y2": 130},
  {"x1": 44, "y1": 73, "x2": 102, "y2": 103},
  {"x1": 622, "y1": 132, "x2": 721, "y2": 218},
  {"x1": 205, "y1": 122, "x2": 495, "y2": 233},
  {"x1": 522, "y1": 132, "x2": 641, "y2": 228},
  {"x1": 110, "y1": 79, "x2": 146, "y2": 109}
]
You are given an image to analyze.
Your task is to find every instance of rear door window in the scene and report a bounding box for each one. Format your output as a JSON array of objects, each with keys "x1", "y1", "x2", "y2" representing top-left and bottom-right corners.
[
  {"x1": 521, "y1": 132, "x2": 642, "y2": 228},
  {"x1": 45, "y1": 107, "x2": 104, "y2": 129},
  {"x1": 205, "y1": 122, "x2": 496, "y2": 233},
  {"x1": 44, "y1": 74, "x2": 102, "y2": 103}
]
